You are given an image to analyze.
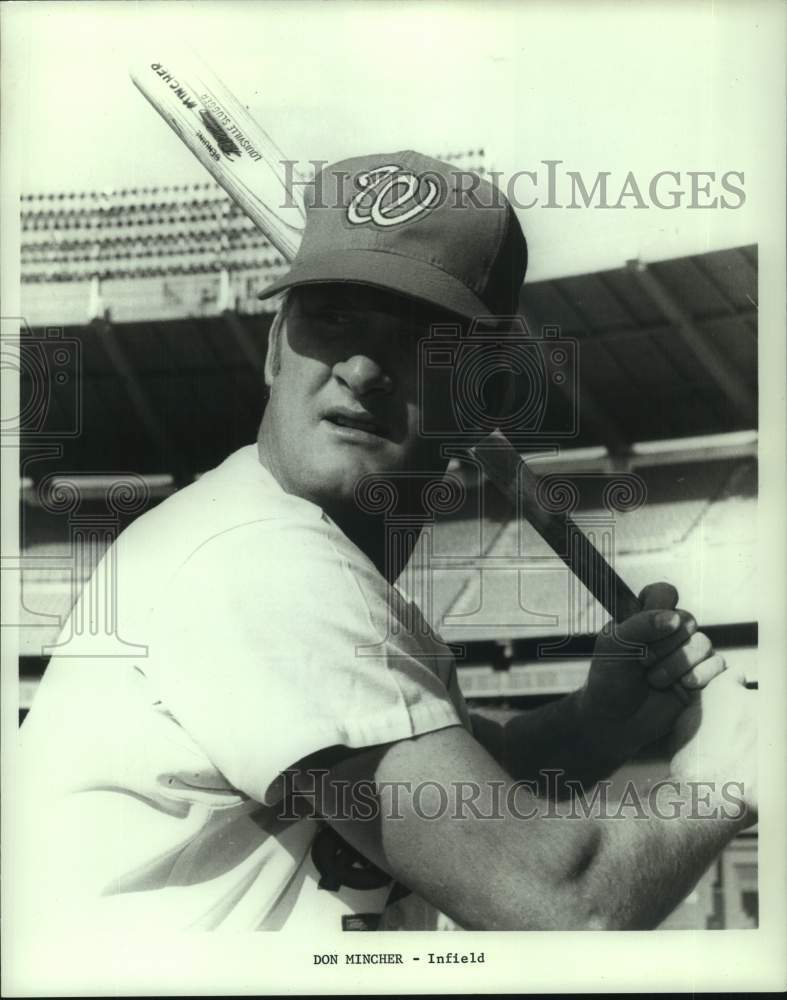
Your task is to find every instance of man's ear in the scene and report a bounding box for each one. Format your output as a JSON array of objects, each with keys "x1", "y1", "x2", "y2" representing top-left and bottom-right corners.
[{"x1": 264, "y1": 303, "x2": 286, "y2": 387}]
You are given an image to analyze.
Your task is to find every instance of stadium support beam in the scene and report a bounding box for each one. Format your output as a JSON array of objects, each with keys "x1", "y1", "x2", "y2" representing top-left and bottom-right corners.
[
  {"x1": 87, "y1": 274, "x2": 105, "y2": 323},
  {"x1": 627, "y1": 260, "x2": 756, "y2": 424}
]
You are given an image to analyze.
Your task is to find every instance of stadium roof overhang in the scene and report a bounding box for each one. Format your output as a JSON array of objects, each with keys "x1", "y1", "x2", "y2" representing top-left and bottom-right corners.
[{"x1": 18, "y1": 244, "x2": 757, "y2": 478}]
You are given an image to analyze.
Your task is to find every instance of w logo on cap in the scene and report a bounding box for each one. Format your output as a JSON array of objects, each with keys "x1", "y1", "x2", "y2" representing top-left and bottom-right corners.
[
  {"x1": 347, "y1": 165, "x2": 440, "y2": 228},
  {"x1": 257, "y1": 150, "x2": 528, "y2": 319}
]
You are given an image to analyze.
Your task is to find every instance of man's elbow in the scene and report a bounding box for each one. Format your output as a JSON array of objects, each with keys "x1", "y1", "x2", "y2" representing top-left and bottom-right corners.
[
  {"x1": 454, "y1": 894, "x2": 621, "y2": 932},
  {"x1": 527, "y1": 891, "x2": 632, "y2": 932},
  {"x1": 556, "y1": 886, "x2": 662, "y2": 932}
]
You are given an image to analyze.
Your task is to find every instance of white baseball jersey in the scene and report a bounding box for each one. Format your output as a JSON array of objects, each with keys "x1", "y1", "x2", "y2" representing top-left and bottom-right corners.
[{"x1": 16, "y1": 445, "x2": 472, "y2": 932}]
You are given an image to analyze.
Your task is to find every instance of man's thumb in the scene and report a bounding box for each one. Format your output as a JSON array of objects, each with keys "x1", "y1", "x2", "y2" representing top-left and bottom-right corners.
[
  {"x1": 601, "y1": 608, "x2": 682, "y2": 651},
  {"x1": 639, "y1": 582, "x2": 679, "y2": 612}
]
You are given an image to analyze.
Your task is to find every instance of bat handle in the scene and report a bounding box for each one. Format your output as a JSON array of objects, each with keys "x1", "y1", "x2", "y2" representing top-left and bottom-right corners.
[
  {"x1": 557, "y1": 515, "x2": 639, "y2": 623},
  {"x1": 470, "y1": 436, "x2": 690, "y2": 706},
  {"x1": 563, "y1": 522, "x2": 689, "y2": 705}
]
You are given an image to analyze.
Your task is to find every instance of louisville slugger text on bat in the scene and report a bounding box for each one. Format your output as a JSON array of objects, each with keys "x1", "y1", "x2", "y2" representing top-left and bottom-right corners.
[{"x1": 129, "y1": 51, "x2": 306, "y2": 260}]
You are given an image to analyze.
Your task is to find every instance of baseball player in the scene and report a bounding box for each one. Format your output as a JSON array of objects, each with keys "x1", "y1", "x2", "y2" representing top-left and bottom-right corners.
[{"x1": 16, "y1": 152, "x2": 757, "y2": 933}]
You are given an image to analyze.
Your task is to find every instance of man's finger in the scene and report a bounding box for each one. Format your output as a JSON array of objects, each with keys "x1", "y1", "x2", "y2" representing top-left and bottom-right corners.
[
  {"x1": 679, "y1": 653, "x2": 727, "y2": 690},
  {"x1": 646, "y1": 632, "x2": 715, "y2": 689},
  {"x1": 638, "y1": 582, "x2": 679, "y2": 613},
  {"x1": 605, "y1": 607, "x2": 694, "y2": 651},
  {"x1": 648, "y1": 630, "x2": 713, "y2": 687},
  {"x1": 637, "y1": 610, "x2": 700, "y2": 665}
]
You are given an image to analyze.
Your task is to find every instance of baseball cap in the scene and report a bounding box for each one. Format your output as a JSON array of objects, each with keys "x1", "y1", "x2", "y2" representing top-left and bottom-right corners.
[{"x1": 258, "y1": 150, "x2": 527, "y2": 319}]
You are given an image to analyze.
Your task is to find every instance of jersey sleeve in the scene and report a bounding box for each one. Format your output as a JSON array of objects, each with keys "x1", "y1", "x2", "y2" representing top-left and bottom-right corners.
[{"x1": 145, "y1": 516, "x2": 463, "y2": 804}]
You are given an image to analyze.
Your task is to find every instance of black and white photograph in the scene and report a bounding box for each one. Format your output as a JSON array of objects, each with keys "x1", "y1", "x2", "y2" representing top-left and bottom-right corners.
[{"x1": 2, "y1": 1, "x2": 785, "y2": 995}]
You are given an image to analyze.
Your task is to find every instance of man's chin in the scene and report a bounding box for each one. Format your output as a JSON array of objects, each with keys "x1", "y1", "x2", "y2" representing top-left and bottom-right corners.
[{"x1": 297, "y1": 454, "x2": 399, "y2": 510}]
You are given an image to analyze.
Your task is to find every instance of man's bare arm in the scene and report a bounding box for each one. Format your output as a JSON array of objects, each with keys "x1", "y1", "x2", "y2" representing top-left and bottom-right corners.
[
  {"x1": 469, "y1": 691, "x2": 607, "y2": 791},
  {"x1": 295, "y1": 705, "x2": 754, "y2": 931},
  {"x1": 471, "y1": 684, "x2": 668, "y2": 791}
]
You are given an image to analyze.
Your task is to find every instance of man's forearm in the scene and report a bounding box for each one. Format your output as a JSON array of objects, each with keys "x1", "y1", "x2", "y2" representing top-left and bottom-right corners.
[
  {"x1": 572, "y1": 791, "x2": 751, "y2": 929},
  {"x1": 496, "y1": 688, "x2": 630, "y2": 792},
  {"x1": 467, "y1": 782, "x2": 752, "y2": 930},
  {"x1": 312, "y1": 723, "x2": 754, "y2": 931},
  {"x1": 379, "y1": 773, "x2": 752, "y2": 931}
]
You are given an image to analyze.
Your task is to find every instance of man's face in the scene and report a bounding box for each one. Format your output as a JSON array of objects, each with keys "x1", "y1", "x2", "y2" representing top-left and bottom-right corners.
[{"x1": 260, "y1": 283, "x2": 458, "y2": 512}]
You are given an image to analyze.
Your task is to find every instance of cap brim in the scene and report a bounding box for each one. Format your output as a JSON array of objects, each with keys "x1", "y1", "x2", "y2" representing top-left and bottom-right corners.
[{"x1": 257, "y1": 249, "x2": 491, "y2": 320}]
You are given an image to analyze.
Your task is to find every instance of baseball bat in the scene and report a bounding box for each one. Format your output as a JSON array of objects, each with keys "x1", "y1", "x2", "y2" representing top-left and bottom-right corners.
[
  {"x1": 129, "y1": 51, "x2": 306, "y2": 260},
  {"x1": 130, "y1": 51, "x2": 688, "y2": 702},
  {"x1": 471, "y1": 429, "x2": 642, "y2": 621},
  {"x1": 471, "y1": 429, "x2": 690, "y2": 703}
]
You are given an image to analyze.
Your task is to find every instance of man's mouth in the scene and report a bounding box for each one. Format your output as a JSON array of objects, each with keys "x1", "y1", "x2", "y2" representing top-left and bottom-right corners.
[{"x1": 323, "y1": 407, "x2": 389, "y2": 441}]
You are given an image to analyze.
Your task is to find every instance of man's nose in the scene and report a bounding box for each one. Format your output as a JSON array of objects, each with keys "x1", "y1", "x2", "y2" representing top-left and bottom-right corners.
[{"x1": 333, "y1": 354, "x2": 393, "y2": 397}]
